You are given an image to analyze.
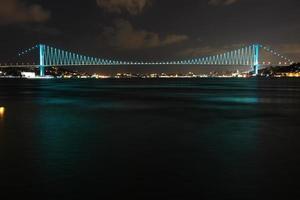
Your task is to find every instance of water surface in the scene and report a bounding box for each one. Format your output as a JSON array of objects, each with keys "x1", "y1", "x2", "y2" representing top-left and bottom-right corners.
[{"x1": 0, "y1": 78, "x2": 300, "y2": 199}]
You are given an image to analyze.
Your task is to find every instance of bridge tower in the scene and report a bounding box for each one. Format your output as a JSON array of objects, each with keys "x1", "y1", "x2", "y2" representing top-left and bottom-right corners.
[
  {"x1": 39, "y1": 44, "x2": 45, "y2": 77},
  {"x1": 253, "y1": 44, "x2": 260, "y2": 76}
]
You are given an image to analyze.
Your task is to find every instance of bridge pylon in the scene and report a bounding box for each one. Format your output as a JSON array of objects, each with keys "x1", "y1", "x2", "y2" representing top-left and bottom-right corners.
[
  {"x1": 252, "y1": 44, "x2": 260, "y2": 76},
  {"x1": 39, "y1": 44, "x2": 45, "y2": 77}
]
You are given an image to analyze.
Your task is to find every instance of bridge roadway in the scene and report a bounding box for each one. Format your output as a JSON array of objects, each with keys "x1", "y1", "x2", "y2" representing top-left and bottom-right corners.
[{"x1": 0, "y1": 63, "x2": 289, "y2": 68}]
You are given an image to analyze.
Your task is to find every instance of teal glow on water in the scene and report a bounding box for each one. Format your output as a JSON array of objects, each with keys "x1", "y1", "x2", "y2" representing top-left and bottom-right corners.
[{"x1": 0, "y1": 78, "x2": 300, "y2": 199}]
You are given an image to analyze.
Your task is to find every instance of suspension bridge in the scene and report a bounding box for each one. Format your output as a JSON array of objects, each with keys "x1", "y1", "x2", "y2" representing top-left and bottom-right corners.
[{"x1": 0, "y1": 43, "x2": 295, "y2": 77}]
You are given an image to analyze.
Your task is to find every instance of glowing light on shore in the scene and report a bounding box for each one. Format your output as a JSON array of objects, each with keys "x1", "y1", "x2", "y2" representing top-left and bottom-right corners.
[{"x1": 0, "y1": 107, "x2": 5, "y2": 119}]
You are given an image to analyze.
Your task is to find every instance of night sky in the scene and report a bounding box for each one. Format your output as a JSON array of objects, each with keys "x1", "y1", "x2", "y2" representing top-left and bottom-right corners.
[{"x1": 0, "y1": 0, "x2": 299, "y2": 73}]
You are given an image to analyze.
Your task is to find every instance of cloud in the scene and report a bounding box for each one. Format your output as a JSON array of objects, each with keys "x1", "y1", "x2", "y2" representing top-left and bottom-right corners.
[
  {"x1": 0, "y1": 0, "x2": 50, "y2": 25},
  {"x1": 161, "y1": 35, "x2": 190, "y2": 46},
  {"x1": 96, "y1": 0, "x2": 151, "y2": 15},
  {"x1": 100, "y1": 19, "x2": 188, "y2": 50},
  {"x1": 179, "y1": 44, "x2": 245, "y2": 57},
  {"x1": 179, "y1": 46, "x2": 219, "y2": 57},
  {"x1": 278, "y1": 44, "x2": 300, "y2": 55},
  {"x1": 208, "y1": 0, "x2": 241, "y2": 6},
  {"x1": 20, "y1": 24, "x2": 61, "y2": 36}
]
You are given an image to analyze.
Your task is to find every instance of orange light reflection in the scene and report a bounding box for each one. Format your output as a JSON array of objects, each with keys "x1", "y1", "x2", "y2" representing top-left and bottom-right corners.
[{"x1": 0, "y1": 107, "x2": 5, "y2": 119}]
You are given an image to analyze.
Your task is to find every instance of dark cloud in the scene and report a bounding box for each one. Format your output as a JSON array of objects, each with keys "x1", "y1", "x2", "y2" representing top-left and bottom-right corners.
[
  {"x1": 21, "y1": 24, "x2": 61, "y2": 36},
  {"x1": 0, "y1": 0, "x2": 50, "y2": 25},
  {"x1": 179, "y1": 46, "x2": 220, "y2": 57},
  {"x1": 278, "y1": 44, "x2": 300, "y2": 58},
  {"x1": 208, "y1": 0, "x2": 241, "y2": 6},
  {"x1": 100, "y1": 19, "x2": 189, "y2": 50},
  {"x1": 0, "y1": 0, "x2": 299, "y2": 66},
  {"x1": 179, "y1": 44, "x2": 245, "y2": 57},
  {"x1": 96, "y1": 0, "x2": 151, "y2": 15}
]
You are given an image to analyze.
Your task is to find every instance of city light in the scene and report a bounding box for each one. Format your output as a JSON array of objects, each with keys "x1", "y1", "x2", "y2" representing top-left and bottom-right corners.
[{"x1": 0, "y1": 107, "x2": 5, "y2": 120}]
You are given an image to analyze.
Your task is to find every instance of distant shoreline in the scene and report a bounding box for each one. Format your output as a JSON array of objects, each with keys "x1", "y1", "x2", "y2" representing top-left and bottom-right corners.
[{"x1": 1, "y1": 76, "x2": 300, "y2": 80}]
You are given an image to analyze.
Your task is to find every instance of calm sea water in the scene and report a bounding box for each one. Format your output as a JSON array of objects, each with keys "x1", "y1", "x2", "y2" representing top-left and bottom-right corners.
[{"x1": 0, "y1": 78, "x2": 300, "y2": 199}]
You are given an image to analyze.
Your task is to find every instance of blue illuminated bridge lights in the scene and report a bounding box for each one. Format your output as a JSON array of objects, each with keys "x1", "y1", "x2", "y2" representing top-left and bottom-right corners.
[{"x1": 11, "y1": 43, "x2": 295, "y2": 77}]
